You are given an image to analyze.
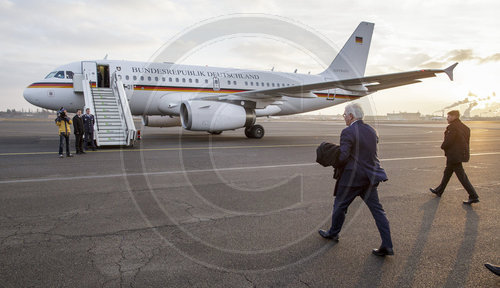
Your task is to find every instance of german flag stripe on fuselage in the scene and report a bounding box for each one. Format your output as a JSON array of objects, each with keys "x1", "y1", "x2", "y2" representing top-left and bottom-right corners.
[
  {"x1": 133, "y1": 85, "x2": 247, "y2": 94},
  {"x1": 28, "y1": 82, "x2": 73, "y2": 89},
  {"x1": 27, "y1": 82, "x2": 97, "y2": 88},
  {"x1": 314, "y1": 92, "x2": 361, "y2": 100},
  {"x1": 27, "y1": 82, "x2": 360, "y2": 99}
]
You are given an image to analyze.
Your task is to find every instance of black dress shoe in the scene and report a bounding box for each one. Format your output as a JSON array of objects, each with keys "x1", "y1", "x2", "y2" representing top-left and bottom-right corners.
[
  {"x1": 484, "y1": 263, "x2": 500, "y2": 276},
  {"x1": 372, "y1": 247, "x2": 394, "y2": 256},
  {"x1": 429, "y1": 188, "x2": 442, "y2": 197},
  {"x1": 318, "y1": 230, "x2": 339, "y2": 241},
  {"x1": 463, "y1": 198, "x2": 479, "y2": 205}
]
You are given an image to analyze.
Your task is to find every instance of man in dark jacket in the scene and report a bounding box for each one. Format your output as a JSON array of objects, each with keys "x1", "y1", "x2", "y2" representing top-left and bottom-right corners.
[
  {"x1": 83, "y1": 108, "x2": 96, "y2": 151},
  {"x1": 73, "y1": 109, "x2": 84, "y2": 154},
  {"x1": 430, "y1": 110, "x2": 479, "y2": 204},
  {"x1": 318, "y1": 103, "x2": 393, "y2": 257}
]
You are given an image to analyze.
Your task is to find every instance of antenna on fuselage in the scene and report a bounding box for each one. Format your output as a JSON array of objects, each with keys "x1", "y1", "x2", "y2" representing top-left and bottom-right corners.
[
  {"x1": 294, "y1": 69, "x2": 297, "y2": 73},
  {"x1": 104, "y1": 54, "x2": 108, "y2": 60}
]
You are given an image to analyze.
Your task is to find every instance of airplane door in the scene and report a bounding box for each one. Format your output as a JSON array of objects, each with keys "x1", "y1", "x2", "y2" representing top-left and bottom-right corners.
[
  {"x1": 82, "y1": 61, "x2": 97, "y2": 87},
  {"x1": 213, "y1": 77, "x2": 220, "y2": 91}
]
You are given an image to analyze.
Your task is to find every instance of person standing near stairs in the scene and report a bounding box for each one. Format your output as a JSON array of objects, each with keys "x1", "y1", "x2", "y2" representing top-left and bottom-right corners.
[
  {"x1": 55, "y1": 108, "x2": 73, "y2": 158},
  {"x1": 73, "y1": 109, "x2": 85, "y2": 154},
  {"x1": 83, "y1": 108, "x2": 96, "y2": 151}
]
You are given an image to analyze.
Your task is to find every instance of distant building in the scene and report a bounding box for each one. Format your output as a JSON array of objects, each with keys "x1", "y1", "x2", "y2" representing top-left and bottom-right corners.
[{"x1": 386, "y1": 112, "x2": 421, "y2": 121}]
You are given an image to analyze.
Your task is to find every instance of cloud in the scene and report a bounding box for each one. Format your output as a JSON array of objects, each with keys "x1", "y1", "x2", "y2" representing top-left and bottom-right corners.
[
  {"x1": 443, "y1": 98, "x2": 469, "y2": 110},
  {"x1": 416, "y1": 49, "x2": 500, "y2": 68},
  {"x1": 480, "y1": 53, "x2": 500, "y2": 63}
]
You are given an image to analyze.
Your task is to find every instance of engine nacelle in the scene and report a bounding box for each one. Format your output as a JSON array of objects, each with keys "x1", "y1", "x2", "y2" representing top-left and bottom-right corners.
[
  {"x1": 180, "y1": 100, "x2": 255, "y2": 131},
  {"x1": 142, "y1": 115, "x2": 181, "y2": 127}
]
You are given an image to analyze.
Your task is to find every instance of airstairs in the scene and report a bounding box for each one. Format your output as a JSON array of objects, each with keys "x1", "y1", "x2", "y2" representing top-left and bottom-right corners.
[{"x1": 81, "y1": 73, "x2": 137, "y2": 147}]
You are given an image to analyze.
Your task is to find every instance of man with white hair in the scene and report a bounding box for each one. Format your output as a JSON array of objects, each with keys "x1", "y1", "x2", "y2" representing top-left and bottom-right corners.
[{"x1": 318, "y1": 103, "x2": 394, "y2": 256}]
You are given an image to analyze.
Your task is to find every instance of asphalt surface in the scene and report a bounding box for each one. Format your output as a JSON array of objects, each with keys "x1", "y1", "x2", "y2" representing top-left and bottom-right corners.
[{"x1": 0, "y1": 118, "x2": 499, "y2": 287}]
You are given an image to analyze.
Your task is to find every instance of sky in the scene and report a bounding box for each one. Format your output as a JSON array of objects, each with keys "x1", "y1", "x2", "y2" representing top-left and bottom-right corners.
[{"x1": 1, "y1": 0, "x2": 499, "y2": 116}]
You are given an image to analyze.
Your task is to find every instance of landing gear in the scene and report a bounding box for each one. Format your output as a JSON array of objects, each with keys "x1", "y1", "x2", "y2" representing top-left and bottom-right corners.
[
  {"x1": 245, "y1": 124, "x2": 265, "y2": 139},
  {"x1": 209, "y1": 131, "x2": 223, "y2": 135}
]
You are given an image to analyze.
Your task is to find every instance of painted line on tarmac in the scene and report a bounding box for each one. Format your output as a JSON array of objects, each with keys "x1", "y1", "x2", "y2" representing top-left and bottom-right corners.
[
  {"x1": 0, "y1": 144, "x2": 317, "y2": 156},
  {"x1": 0, "y1": 151, "x2": 499, "y2": 185},
  {"x1": 1, "y1": 138, "x2": 499, "y2": 157}
]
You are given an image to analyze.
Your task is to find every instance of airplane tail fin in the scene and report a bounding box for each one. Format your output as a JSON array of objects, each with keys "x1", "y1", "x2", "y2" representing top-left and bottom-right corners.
[{"x1": 320, "y1": 22, "x2": 374, "y2": 79}]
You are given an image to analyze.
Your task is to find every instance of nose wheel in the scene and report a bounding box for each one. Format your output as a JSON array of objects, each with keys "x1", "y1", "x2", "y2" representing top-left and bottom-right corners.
[{"x1": 245, "y1": 124, "x2": 265, "y2": 139}]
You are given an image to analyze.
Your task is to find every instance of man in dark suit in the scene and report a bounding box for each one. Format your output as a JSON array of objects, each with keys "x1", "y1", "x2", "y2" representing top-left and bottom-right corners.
[
  {"x1": 430, "y1": 110, "x2": 479, "y2": 204},
  {"x1": 319, "y1": 103, "x2": 394, "y2": 256},
  {"x1": 83, "y1": 108, "x2": 96, "y2": 151},
  {"x1": 73, "y1": 109, "x2": 85, "y2": 154}
]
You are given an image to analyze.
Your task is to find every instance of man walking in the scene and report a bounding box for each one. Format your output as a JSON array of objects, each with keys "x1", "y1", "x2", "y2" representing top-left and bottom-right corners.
[
  {"x1": 83, "y1": 108, "x2": 96, "y2": 151},
  {"x1": 73, "y1": 109, "x2": 84, "y2": 154},
  {"x1": 430, "y1": 110, "x2": 479, "y2": 204},
  {"x1": 318, "y1": 103, "x2": 393, "y2": 256}
]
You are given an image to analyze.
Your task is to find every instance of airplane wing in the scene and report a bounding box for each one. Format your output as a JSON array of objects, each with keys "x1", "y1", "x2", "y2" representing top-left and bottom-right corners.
[{"x1": 202, "y1": 63, "x2": 458, "y2": 101}]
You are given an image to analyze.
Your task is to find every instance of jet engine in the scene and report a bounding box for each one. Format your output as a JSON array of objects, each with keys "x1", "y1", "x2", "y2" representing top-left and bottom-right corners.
[
  {"x1": 142, "y1": 115, "x2": 181, "y2": 127},
  {"x1": 180, "y1": 100, "x2": 255, "y2": 131}
]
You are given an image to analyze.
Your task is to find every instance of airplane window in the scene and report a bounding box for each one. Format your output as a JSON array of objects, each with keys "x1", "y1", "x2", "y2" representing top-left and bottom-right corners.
[
  {"x1": 45, "y1": 71, "x2": 57, "y2": 79},
  {"x1": 189, "y1": 78, "x2": 192, "y2": 83},
  {"x1": 205, "y1": 79, "x2": 208, "y2": 84},
  {"x1": 133, "y1": 76, "x2": 137, "y2": 81},
  {"x1": 272, "y1": 83, "x2": 275, "y2": 87},
  {"x1": 277, "y1": 83, "x2": 280, "y2": 87},
  {"x1": 148, "y1": 76, "x2": 152, "y2": 81},
  {"x1": 155, "y1": 77, "x2": 159, "y2": 82},
  {"x1": 118, "y1": 75, "x2": 122, "y2": 80},
  {"x1": 256, "y1": 82, "x2": 259, "y2": 86},
  {"x1": 54, "y1": 71, "x2": 65, "y2": 79},
  {"x1": 140, "y1": 76, "x2": 144, "y2": 81},
  {"x1": 65, "y1": 71, "x2": 74, "y2": 79},
  {"x1": 195, "y1": 79, "x2": 199, "y2": 84},
  {"x1": 169, "y1": 77, "x2": 172, "y2": 82},
  {"x1": 250, "y1": 82, "x2": 253, "y2": 86},
  {"x1": 176, "y1": 78, "x2": 179, "y2": 82},
  {"x1": 267, "y1": 83, "x2": 270, "y2": 87},
  {"x1": 245, "y1": 81, "x2": 248, "y2": 86},
  {"x1": 233, "y1": 81, "x2": 237, "y2": 85},
  {"x1": 227, "y1": 80, "x2": 231, "y2": 85},
  {"x1": 126, "y1": 75, "x2": 130, "y2": 80},
  {"x1": 182, "y1": 78, "x2": 186, "y2": 83},
  {"x1": 261, "y1": 82, "x2": 264, "y2": 86},
  {"x1": 162, "y1": 77, "x2": 165, "y2": 82}
]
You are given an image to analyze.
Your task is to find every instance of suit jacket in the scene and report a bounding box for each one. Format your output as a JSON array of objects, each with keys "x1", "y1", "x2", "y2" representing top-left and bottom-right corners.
[
  {"x1": 72, "y1": 115, "x2": 84, "y2": 135},
  {"x1": 336, "y1": 120, "x2": 388, "y2": 187},
  {"x1": 83, "y1": 114, "x2": 95, "y2": 132},
  {"x1": 316, "y1": 142, "x2": 341, "y2": 167},
  {"x1": 441, "y1": 119, "x2": 470, "y2": 164},
  {"x1": 316, "y1": 142, "x2": 344, "y2": 196}
]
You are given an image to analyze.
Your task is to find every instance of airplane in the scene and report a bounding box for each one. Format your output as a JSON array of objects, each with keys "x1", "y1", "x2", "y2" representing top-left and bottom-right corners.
[{"x1": 23, "y1": 21, "x2": 457, "y2": 141}]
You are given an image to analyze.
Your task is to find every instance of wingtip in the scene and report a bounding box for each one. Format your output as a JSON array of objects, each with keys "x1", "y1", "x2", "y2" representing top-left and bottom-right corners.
[{"x1": 444, "y1": 62, "x2": 458, "y2": 81}]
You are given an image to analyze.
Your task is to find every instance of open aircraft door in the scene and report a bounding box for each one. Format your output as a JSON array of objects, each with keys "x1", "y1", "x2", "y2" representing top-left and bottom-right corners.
[{"x1": 82, "y1": 61, "x2": 97, "y2": 87}]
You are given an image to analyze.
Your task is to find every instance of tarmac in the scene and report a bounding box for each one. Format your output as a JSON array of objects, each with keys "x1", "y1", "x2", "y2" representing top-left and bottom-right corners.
[{"x1": 0, "y1": 118, "x2": 499, "y2": 287}]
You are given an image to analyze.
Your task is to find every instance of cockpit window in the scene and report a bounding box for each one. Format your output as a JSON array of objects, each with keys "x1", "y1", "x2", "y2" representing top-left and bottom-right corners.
[
  {"x1": 45, "y1": 71, "x2": 66, "y2": 79},
  {"x1": 54, "y1": 71, "x2": 65, "y2": 78},
  {"x1": 66, "y1": 71, "x2": 74, "y2": 79},
  {"x1": 45, "y1": 71, "x2": 57, "y2": 79}
]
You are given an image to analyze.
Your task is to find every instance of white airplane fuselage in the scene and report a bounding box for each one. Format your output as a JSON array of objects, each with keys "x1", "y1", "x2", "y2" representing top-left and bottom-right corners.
[
  {"x1": 22, "y1": 22, "x2": 455, "y2": 138},
  {"x1": 23, "y1": 60, "x2": 365, "y2": 116}
]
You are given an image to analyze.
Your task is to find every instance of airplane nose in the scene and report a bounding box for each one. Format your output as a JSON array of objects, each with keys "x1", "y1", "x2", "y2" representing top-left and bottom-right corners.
[{"x1": 23, "y1": 85, "x2": 37, "y2": 105}]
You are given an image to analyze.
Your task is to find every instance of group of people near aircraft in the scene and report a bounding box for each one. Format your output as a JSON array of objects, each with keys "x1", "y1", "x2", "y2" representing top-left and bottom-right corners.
[{"x1": 55, "y1": 107, "x2": 96, "y2": 157}]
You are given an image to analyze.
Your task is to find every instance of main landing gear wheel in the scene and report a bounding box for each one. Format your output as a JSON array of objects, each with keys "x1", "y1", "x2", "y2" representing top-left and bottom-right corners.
[
  {"x1": 209, "y1": 131, "x2": 223, "y2": 135},
  {"x1": 245, "y1": 124, "x2": 265, "y2": 139}
]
